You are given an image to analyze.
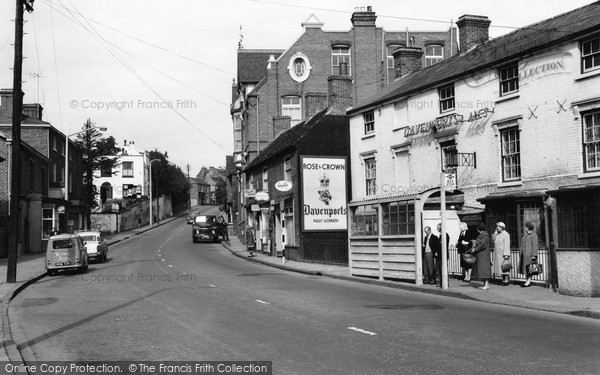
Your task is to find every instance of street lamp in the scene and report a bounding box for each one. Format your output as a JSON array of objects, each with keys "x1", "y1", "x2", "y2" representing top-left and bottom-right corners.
[
  {"x1": 148, "y1": 158, "x2": 160, "y2": 227},
  {"x1": 65, "y1": 126, "x2": 107, "y2": 203}
]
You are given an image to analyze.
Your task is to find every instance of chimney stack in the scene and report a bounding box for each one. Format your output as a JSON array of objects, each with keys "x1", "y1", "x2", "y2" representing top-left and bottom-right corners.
[
  {"x1": 327, "y1": 76, "x2": 353, "y2": 115},
  {"x1": 22, "y1": 103, "x2": 43, "y2": 121},
  {"x1": 456, "y1": 15, "x2": 491, "y2": 52},
  {"x1": 392, "y1": 47, "x2": 423, "y2": 79},
  {"x1": 273, "y1": 116, "x2": 292, "y2": 139},
  {"x1": 0, "y1": 90, "x2": 14, "y2": 122},
  {"x1": 351, "y1": 6, "x2": 376, "y2": 28},
  {"x1": 304, "y1": 92, "x2": 328, "y2": 120}
]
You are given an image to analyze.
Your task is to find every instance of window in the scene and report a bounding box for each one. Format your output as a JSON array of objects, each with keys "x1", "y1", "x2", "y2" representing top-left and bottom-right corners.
[
  {"x1": 425, "y1": 45, "x2": 444, "y2": 67},
  {"x1": 364, "y1": 111, "x2": 375, "y2": 134},
  {"x1": 234, "y1": 130, "x2": 242, "y2": 153},
  {"x1": 439, "y1": 84, "x2": 455, "y2": 113},
  {"x1": 501, "y1": 128, "x2": 521, "y2": 181},
  {"x1": 101, "y1": 164, "x2": 112, "y2": 177},
  {"x1": 122, "y1": 161, "x2": 134, "y2": 178},
  {"x1": 582, "y1": 37, "x2": 600, "y2": 73},
  {"x1": 42, "y1": 208, "x2": 55, "y2": 239},
  {"x1": 386, "y1": 44, "x2": 404, "y2": 84},
  {"x1": 441, "y1": 143, "x2": 458, "y2": 170},
  {"x1": 558, "y1": 192, "x2": 600, "y2": 248},
  {"x1": 284, "y1": 157, "x2": 292, "y2": 181},
  {"x1": 52, "y1": 136, "x2": 57, "y2": 151},
  {"x1": 247, "y1": 174, "x2": 256, "y2": 191},
  {"x1": 382, "y1": 201, "x2": 415, "y2": 235},
  {"x1": 282, "y1": 97, "x2": 302, "y2": 126},
  {"x1": 394, "y1": 150, "x2": 410, "y2": 190},
  {"x1": 262, "y1": 167, "x2": 269, "y2": 192},
  {"x1": 584, "y1": 111, "x2": 600, "y2": 171},
  {"x1": 331, "y1": 45, "x2": 351, "y2": 75},
  {"x1": 288, "y1": 53, "x2": 311, "y2": 82},
  {"x1": 233, "y1": 117, "x2": 242, "y2": 130},
  {"x1": 293, "y1": 58, "x2": 305, "y2": 77},
  {"x1": 365, "y1": 158, "x2": 376, "y2": 195},
  {"x1": 351, "y1": 204, "x2": 378, "y2": 236},
  {"x1": 499, "y1": 63, "x2": 519, "y2": 96}
]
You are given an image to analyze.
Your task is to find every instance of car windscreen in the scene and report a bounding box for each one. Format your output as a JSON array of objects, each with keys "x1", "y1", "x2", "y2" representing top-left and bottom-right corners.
[
  {"x1": 52, "y1": 239, "x2": 73, "y2": 249},
  {"x1": 194, "y1": 216, "x2": 216, "y2": 227},
  {"x1": 80, "y1": 235, "x2": 98, "y2": 242}
]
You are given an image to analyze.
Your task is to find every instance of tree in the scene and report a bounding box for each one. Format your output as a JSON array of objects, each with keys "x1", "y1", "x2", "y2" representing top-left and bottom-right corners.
[
  {"x1": 74, "y1": 119, "x2": 119, "y2": 228},
  {"x1": 147, "y1": 150, "x2": 190, "y2": 211}
]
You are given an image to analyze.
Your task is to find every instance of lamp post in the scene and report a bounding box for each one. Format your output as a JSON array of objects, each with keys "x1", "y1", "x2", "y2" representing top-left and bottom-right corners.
[
  {"x1": 148, "y1": 158, "x2": 160, "y2": 227},
  {"x1": 65, "y1": 126, "x2": 107, "y2": 203}
]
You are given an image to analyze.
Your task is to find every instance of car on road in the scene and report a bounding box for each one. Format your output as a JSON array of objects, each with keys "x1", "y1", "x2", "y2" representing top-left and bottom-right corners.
[
  {"x1": 192, "y1": 215, "x2": 220, "y2": 243},
  {"x1": 45, "y1": 234, "x2": 89, "y2": 275},
  {"x1": 77, "y1": 230, "x2": 108, "y2": 263},
  {"x1": 186, "y1": 212, "x2": 198, "y2": 224}
]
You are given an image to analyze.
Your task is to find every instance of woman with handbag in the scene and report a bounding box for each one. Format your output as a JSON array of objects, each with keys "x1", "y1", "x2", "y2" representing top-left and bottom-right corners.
[
  {"x1": 469, "y1": 222, "x2": 492, "y2": 290},
  {"x1": 457, "y1": 222, "x2": 473, "y2": 282},
  {"x1": 519, "y1": 222, "x2": 539, "y2": 287}
]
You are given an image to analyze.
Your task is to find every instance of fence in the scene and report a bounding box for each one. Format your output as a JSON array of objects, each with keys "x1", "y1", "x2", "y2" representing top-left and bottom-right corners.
[{"x1": 448, "y1": 245, "x2": 550, "y2": 283}]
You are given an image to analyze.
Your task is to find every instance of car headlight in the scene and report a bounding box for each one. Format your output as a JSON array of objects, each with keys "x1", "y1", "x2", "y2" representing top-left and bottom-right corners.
[{"x1": 211, "y1": 230, "x2": 216, "y2": 235}]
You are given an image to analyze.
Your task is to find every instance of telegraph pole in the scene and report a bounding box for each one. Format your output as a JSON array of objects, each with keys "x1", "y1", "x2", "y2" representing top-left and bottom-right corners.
[{"x1": 8, "y1": 0, "x2": 33, "y2": 283}]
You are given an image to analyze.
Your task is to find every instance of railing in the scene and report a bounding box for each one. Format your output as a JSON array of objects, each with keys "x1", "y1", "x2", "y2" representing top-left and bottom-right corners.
[{"x1": 448, "y1": 246, "x2": 550, "y2": 283}]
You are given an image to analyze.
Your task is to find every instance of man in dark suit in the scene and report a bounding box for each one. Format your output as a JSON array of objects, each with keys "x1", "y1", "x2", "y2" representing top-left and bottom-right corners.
[
  {"x1": 422, "y1": 226, "x2": 439, "y2": 285},
  {"x1": 435, "y1": 223, "x2": 450, "y2": 287}
]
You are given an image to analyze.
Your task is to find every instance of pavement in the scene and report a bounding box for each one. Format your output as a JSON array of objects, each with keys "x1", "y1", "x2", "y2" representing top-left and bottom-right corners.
[{"x1": 1, "y1": 213, "x2": 600, "y2": 363}]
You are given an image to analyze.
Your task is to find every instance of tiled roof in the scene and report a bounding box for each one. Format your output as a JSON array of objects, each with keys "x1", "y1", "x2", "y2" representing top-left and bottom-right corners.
[
  {"x1": 238, "y1": 49, "x2": 284, "y2": 84},
  {"x1": 244, "y1": 109, "x2": 347, "y2": 171},
  {"x1": 349, "y1": 1, "x2": 600, "y2": 114}
]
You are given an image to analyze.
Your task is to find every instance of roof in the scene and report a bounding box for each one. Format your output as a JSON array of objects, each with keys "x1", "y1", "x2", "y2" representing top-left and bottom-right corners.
[
  {"x1": 237, "y1": 49, "x2": 284, "y2": 84},
  {"x1": 349, "y1": 1, "x2": 600, "y2": 114},
  {"x1": 244, "y1": 109, "x2": 348, "y2": 171}
]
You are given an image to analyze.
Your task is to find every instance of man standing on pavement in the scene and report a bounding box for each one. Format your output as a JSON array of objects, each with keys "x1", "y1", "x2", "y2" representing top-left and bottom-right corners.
[
  {"x1": 436, "y1": 223, "x2": 450, "y2": 287},
  {"x1": 422, "y1": 226, "x2": 438, "y2": 285}
]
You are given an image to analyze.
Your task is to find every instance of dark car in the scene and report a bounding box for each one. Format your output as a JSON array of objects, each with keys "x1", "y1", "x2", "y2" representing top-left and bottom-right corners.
[
  {"x1": 192, "y1": 215, "x2": 220, "y2": 243},
  {"x1": 186, "y1": 212, "x2": 198, "y2": 224}
]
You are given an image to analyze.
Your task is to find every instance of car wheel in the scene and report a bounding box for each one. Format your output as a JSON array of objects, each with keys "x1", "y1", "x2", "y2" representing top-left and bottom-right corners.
[{"x1": 47, "y1": 270, "x2": 55, "y2": 276}]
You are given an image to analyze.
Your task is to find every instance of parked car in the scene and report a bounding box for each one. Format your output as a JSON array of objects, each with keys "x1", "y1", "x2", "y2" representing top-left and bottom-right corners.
[
  {"x1": 192, "y1": 215, "x2": 220, "y2": 243},
  {"x1": 77, "y1": 230, "x2": 108, "y2": 263},
  {"x1": 186, "y1": 212, "x2": 198, "y2": 224},
  {"x1": 45, "y1": 234, "x2": 89, "y2": 275}
]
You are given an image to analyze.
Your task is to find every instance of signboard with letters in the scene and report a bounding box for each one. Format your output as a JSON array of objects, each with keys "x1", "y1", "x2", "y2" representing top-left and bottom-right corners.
[{"x1": 301, "y1": 156, "x2": 347, "y2": 231}]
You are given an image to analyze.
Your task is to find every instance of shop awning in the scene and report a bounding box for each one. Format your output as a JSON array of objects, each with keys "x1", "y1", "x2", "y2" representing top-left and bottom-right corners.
[
  {"x1": 547, "y1": 183, "x2": 600, "y2": 195},
  {"x1": 477, "y1": 189, "x2": 547, "y2": 203}
]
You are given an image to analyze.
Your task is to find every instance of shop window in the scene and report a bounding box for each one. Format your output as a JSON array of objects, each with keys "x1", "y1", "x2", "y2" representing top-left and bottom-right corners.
[
  {"x1": 582, "y1": 36, "x2": 600, "y2": 73},
  {"x1": 122, "y1": 161, "x2": 134, "y2": 178},
  {"x1": 42, "y1": 208, "x2": 55, "y2": 239},
  {"x1": 365, "y1": 158, "x2": 376, "y2": 196},
  {"x1": 425, "y1": 45, "x2": 444, "y2": 67},
  {"x1": 382, "y1": 201, "x2": 415, "y2": 235},
  {"x1": 487, "y1": 201, "x2": 546, "y2": 249},
  {"x1": 499, "y1": 63, "x2": 519, "y2": 96},
  {"x1": 583, "y1": 110, "x2": 600, "y2": 172},
  {"x1": 558, "y1": 194, "x2": 600, "y2": 248},
  {"x1": 439, "y1": 84, "x2": 455, "y2": 113},
  {"x1": 282, "y1": 97, "x2": 302, "y2": 126},
  {"x1": 331, "y1": 45, "x2": 351, "y2": 75},
  {"x1": 364, "y1": 111, "x2": 375, "y2": 134},
  {"x1": 351, "y1": 204, "x2": 378, "y2": 236},
  {"x1": 501, "y1": 128, "x2": 521, "y2": 181}
]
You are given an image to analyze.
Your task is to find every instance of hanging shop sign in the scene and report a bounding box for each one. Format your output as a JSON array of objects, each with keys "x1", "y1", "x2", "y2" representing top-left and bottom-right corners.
[
  {"x1": 275, "y1": 180, "x2": 293, "y2": 192},
  {"x1": 251, "y1": 204, "x2": 261, "y2": 212},
  {"x1": 301, "y1": 156, "x2": 347, "y2": 231},
  {"x1": 255, "y1": 191, "x2": 270, "y2": 201}
]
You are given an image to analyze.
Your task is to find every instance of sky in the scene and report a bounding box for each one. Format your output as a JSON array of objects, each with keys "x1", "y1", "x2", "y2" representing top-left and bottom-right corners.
[{"x1": 0, "y1": 0, "x2": 596, "y2": 176}]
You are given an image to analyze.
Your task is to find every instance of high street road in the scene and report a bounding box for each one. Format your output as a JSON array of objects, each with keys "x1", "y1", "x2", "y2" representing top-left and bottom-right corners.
[{"x1": 8, "y1": 206, "x2": 600, "y2": 374}]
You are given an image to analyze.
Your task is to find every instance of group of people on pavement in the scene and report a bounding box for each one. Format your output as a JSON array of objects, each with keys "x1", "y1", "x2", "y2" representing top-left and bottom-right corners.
[{"x1": 423, "y1": 221, "x2": 540, "y2": 289}]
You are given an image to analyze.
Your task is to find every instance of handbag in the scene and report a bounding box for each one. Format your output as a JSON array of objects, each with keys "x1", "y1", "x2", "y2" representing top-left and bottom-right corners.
[
  {"x1": 526, "y1": 262, "x2": 543, "y2": 276},
  {"x1": 501, "y1": 259, "x2": 512, "y2": 273},
  {"x1": 462, "y1": 252, "x2": 477, "y2": 264}
]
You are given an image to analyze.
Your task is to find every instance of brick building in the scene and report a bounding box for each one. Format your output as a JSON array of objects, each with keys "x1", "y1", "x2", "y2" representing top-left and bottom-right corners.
[
  {"x1": 0, "y1": 89, "x2": 86, "y2": 254},
  {"x1": 242, "y1": 77, "x2": 351, "y2": 264},
  {"x1": 231, "y1": 6, "x2": 458, "y2": 243},
  {"x1": 347, "y1": 4, "x2": 600, "y2": 296}
]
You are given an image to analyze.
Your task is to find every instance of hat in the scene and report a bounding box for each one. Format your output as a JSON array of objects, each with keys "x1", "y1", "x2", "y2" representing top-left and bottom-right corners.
[{"x1": 496, "y1": 222, "x2": 506, "y2": 228}]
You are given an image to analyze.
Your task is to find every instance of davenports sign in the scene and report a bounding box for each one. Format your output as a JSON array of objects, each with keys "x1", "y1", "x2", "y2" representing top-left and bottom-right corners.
[
  {"x1": 301, "y1": 156, "x2": 347, "y2": 231},
  {"x1": 275, "y1": 180, "x2": 293, "y2": 192}
]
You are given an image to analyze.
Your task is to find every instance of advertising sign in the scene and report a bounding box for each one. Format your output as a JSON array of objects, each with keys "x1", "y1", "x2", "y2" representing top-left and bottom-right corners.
[
  {"x1": 255, "y1": 191, "x2": 270, "y2": 201},
  {"x1": 275, "y1": 180, "x2": 293, "y2": 192},
  {"x1": 301, "y1": 156, "x2": 347, "y2": 231}
]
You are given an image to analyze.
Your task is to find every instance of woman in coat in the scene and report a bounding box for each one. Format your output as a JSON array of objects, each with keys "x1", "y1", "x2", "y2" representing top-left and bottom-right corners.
[
  {"x1": 469, "y1": 222, "x2": 492, "y2": 290},
  {"x1": 456, "y1": 222, "x2": 473, "y2": 282},
  {"x1": 520, "y1": 222, "x2": 539, "y2": 287},
  {"x1": 492, "y1": 222, "x2": 511, "y2": 285}
]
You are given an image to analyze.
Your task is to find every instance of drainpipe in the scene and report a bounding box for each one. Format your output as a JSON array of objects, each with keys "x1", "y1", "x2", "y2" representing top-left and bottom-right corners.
[{"x1": 256, "y1": 96, "x2": 260, "y2": 155}]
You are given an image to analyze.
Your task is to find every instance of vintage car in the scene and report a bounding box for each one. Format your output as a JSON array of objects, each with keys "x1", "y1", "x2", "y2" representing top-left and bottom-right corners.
[
  {"x1": 192, "y1": 215, "x2": 220, "y2": 243},
  {"x1": 45, "y1": 234, "x2": 89, "y2": 275},
  {"x1": 77, "y1": 230, "x2": 108, "y2": 263}
]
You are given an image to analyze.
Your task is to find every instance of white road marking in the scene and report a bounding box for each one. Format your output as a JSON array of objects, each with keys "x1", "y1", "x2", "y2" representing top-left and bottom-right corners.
[
  {"x1": 209, "y1": 284, "x2": 216, "y2": 288},
  {"x1": 348, "y1": 327, "x2": 377, "y2": 336},
  {"x1": 161, "y1": 259, "x2": 165, "y2": 262},
  {"x1": 255, "y1": 300, "x2": 270, "y2": 305},
  {"x1": 168, "y1": 265, "x2": 173, "y2": 268}
]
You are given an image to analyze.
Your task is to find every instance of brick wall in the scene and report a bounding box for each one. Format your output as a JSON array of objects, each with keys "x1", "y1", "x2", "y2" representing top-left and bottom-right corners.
[
  {"x1": 272, "y1": 116, "x2": 291, "y2": 139},
  {"x1": 304, "y1": 92, "x2": 327, "y2": 120},
  {"x1": 393, "y1": 47, "x2": 424, "y2": 79},
  {"x1": 456, "y1": 15, "x2": 491, "y2": 52}
]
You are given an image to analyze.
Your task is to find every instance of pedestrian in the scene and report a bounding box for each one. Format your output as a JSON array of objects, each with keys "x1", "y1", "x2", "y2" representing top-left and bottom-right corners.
[
  {"x1": 468, "y1": 222, "x2": 492, "y2": 290},
  {"x1": 456, "y1": 222, "x2": 473, "y2": 282},
  {"x1": 519, "y1": 222, "x2": 539, "y2": 287},
  {"x1": 492, "y1": 222, "x2": 511, "y2": 286},
  {"x1": 218, "y1": 216, "x2": 229, "y2": 243},
  {"x1": 422, "y1": 226, "x2": 438, "y2": 285},
  {"x1": 435, "y1": 222, "x2": 450, "y2": 287}
]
